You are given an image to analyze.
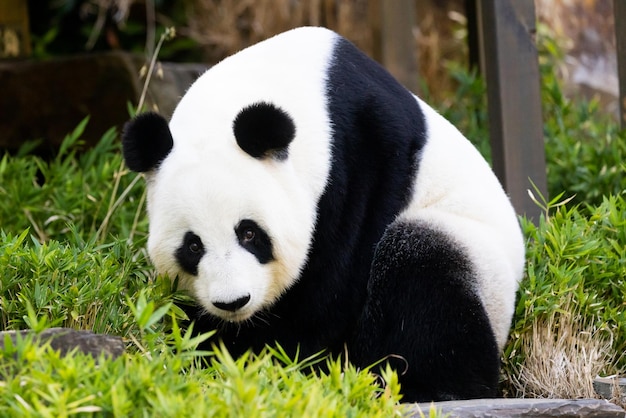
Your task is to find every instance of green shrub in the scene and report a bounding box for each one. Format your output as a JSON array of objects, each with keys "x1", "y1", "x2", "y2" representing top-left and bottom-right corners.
[{"x1": 503, "y1": 194, "x2": 626, "y2": 394}]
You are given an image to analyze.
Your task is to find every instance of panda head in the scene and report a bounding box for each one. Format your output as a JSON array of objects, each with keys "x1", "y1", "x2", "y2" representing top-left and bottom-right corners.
[
  {"x1": 122, "y1": 99, "x2": 325, "y2": 322},
  {"x1": 123, "y1": 27, "x2": 339, "y2": 322}
]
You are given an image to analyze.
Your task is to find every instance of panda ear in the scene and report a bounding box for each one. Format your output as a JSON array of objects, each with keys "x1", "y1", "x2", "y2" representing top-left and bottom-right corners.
[
  {"x1": 122, "y1": 112, "x2": 174, "y2": 172},
  {"x1": 233, "y1": 102, "x2": 296, "y2": 160}
]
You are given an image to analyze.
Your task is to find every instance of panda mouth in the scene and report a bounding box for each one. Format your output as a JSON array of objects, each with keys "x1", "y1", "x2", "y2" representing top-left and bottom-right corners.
[
  {"x1": 208, "y1": 304, "x2": 257, "y2": 323},
  {"x1": 217, "y1": 310, "x2": 253, "y2": 323}
]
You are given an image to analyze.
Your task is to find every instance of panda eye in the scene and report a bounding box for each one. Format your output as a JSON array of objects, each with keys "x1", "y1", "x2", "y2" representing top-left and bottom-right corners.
[
  {"x1": 175, "y1": 231, "x2": 205, "y2": 276},
  {"x1": 235, "y1": 219, "x2": 274, "y2": 264},
  {"x1": 189, "y1": 241, "x2": 201, "y2": 253},
  {"x1": 242, "y1": 228, "x2": 255, "y2": 243}
]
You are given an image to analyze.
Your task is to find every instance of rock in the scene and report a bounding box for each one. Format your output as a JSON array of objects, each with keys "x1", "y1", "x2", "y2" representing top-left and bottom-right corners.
[
  {"x1": 0, "y1": 52, "x2": 207, "y2": 153},
  {"x1": 0, "y1": 327, "x2": 125, "y2": 359},
  {"x1": 410, "y1": 398, "x2": 625, "y2": 418},
  {"x1": 594, "y1": 376, "x2": 626, "y2": 404},
  {"x1": 143, "y1": 60, "x2": 208, "y2": 118}
]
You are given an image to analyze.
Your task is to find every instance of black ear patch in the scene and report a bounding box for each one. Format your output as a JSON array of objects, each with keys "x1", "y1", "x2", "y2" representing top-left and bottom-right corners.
[
  {"x1": 233, "y1": 102, "x2": 296, "y2": 159},
  {"x1": 122, "y1": 112, "x2": 174, "y2": 172}
]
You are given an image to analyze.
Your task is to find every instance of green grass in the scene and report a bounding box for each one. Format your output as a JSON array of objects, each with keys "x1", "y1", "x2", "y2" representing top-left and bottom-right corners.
[
  {"x1": 0, "y1": 118, "x2": 146, "y2": 243},
  {"x1": 1, "y1": 332, "x2": 404, "y2": 417}
]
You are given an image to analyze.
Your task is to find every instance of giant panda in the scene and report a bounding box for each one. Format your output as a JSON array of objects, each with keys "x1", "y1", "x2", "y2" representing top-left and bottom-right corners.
[{"x1": 122, "y1": 26, "x2": 525, "y2": 402}]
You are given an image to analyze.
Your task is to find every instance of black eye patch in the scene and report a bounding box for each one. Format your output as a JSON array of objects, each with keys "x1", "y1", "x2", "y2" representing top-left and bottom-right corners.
[
  {"x1": 235, "y1": 220, "x2": 274, "y2": 264},
  {"x1": 175, "y1": 231, "x2": 205, "y2": 275}
]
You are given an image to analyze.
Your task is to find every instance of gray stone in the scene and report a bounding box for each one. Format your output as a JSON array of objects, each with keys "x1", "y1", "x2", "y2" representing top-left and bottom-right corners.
[
  {"x1": 410, "y1": 398, "x2": 625, "y2": 418},
  {"x1": 0, "y1": 327, "x2": 125, "y2": 359},
  {"x1": 0, "y1": 52, "x2": 207, "y2": 152},
  {"x1": 594, "y1": 376, "x2": 626, "y2": 402},
  {"x1": 141, "y1": 60, "x2": 208, "y2": 118}
]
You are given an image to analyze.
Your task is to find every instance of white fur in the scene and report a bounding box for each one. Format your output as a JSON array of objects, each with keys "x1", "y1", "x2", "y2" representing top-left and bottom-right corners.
[
  {"x1": 145, "y1": 27, "x2": 338, "y2": 321},
  {"x1": 398, "y1": 97, "x2": 525, "y2": 349}
]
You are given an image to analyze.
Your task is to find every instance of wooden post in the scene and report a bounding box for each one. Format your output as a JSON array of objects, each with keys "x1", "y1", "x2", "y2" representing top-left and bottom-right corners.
[
  {"x1": 476, "y1": 0, "x2": 547, "y2": 220},
  {"x1": 0, "y1": 0, "x2": 31, "y2": 59},
  {"x1": 376, "y1": 0, "x2": 419, "y2": 93},
  {"x1": 614, "y1": 0, "x2": 626, "y2": 129},
  {"x1": 465, "y1": 0, "x2": 480, "y2": 70}
]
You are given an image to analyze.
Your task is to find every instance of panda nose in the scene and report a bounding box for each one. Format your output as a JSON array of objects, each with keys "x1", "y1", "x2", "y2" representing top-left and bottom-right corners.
[{"x1": 213, "y1": 294, "x2": 251, "y2": 312}]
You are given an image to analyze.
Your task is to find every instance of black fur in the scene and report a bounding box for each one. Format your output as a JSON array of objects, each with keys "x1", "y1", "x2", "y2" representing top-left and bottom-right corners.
[
  {"x1": 259, "y1": 36, "x2": 429, "y2": 356},
  {"x1": 122, "y1": 112, "x2": 173, "y2": 172},
  {"x1": 175, "y1": 231, "x2": 205, "y2": 276},
  {"x1": 351, "y1": 221, "x2": 500, "y2": 402},
  {"x1": 233, "y1": 102, "x2": 296, "y2": 159}
]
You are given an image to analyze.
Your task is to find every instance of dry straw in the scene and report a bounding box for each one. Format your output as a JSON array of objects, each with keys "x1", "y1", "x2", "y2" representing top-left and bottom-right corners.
[{"x1": 511, "y1": 300, "x2": 615, "y2": 400}]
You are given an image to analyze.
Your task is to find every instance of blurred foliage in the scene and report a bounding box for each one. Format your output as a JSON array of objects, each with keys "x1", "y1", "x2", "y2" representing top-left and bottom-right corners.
[
  {"x1": 425, "y1": 24, "x2": 625, "y2": 210},
  {"x1": 538, "y1": 27, "x2": 626, "y2": 207},
  {"x1": 27, "y1": 0, "x2": 201, "y2": 61}
]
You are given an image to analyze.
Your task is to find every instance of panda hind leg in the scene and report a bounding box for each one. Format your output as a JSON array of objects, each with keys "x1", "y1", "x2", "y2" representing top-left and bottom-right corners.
[{"x1": 351, "y1": 220, "x2": 500, "y2": 402}]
